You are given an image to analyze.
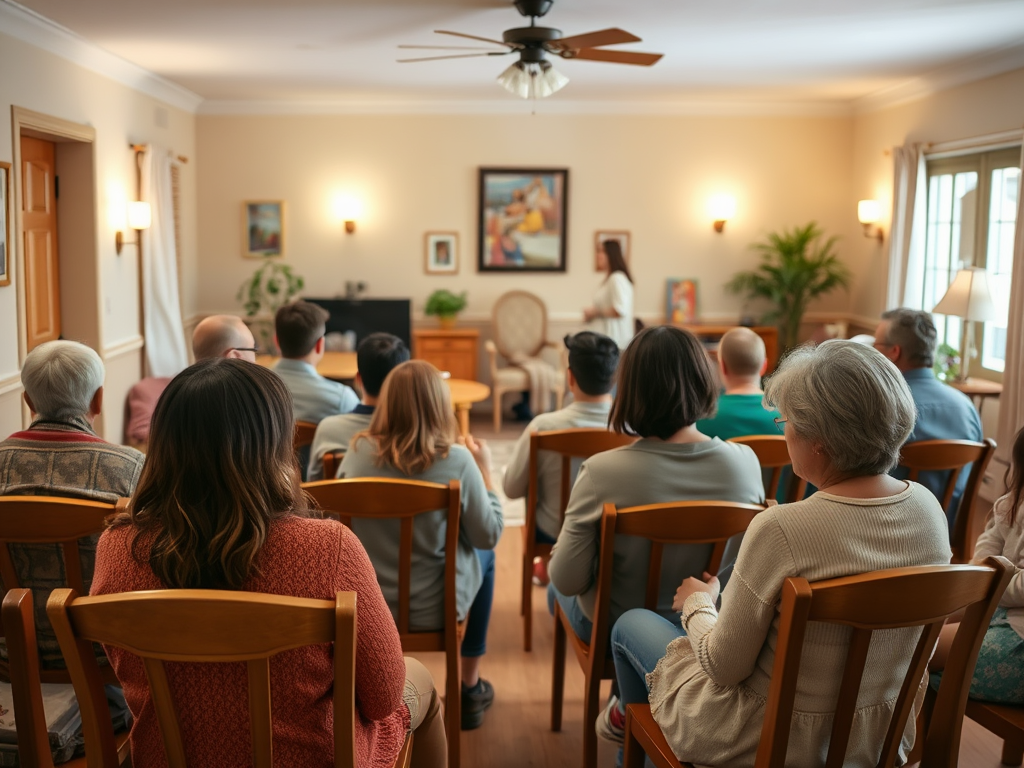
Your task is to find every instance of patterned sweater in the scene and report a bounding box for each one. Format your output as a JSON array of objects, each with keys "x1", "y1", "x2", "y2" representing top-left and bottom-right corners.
[
  {"x1": 0, "y1": 416, "x2": 144, "y2": 669},
  {"x1": 91, "y1": 516, "x2": 410, "y2": 768}
]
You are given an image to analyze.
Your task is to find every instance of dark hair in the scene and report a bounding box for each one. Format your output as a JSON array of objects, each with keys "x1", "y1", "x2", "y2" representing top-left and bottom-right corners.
[
  {"x1": 114, "y1": 359, "x2": 309, "y2": 589},
  {"x1": 275, "y1": 300, "x2": 329, "y2": 358},
  {"x1": 565, "y1": 332, "x2": 619, "y2": 395},
  {"x1": 880, "y1": 308, "x2": 937, "y2": 368},
  {"x1": 610, "y1": 326, "x2": 717, "y2": 439},
  {"x1": 1006, "y1": 427, "x2": 1024, "y2": 527},
  {"x1": 602, "y1": 239, "x2": 633, "y2": 284},
  {"x1": 357, "y1": 333, "x2": 411, "y2": 396}
]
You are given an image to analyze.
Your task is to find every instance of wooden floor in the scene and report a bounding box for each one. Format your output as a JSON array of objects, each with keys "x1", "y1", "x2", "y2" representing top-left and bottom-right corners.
[{"x1": 408, "y1": 415, "x2": 1013, "y2": 767}]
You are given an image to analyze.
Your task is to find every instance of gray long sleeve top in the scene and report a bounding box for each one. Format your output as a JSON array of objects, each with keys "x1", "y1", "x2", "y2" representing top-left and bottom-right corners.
[{"x1": 338, "y1": 440, "x2": 504, "y2": 630}]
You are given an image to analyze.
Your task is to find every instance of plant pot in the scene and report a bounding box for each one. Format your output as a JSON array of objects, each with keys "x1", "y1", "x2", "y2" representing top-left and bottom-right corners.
[{"x1": 438, "y1": 315, "x2": 458, "y2": 330}]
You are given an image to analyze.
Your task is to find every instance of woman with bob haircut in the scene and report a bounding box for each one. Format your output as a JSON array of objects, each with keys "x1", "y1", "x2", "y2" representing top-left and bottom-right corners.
[
  {"x1": 547, "y1": 325, "x2": 764, "y2": 646},
  {"x1": 602, "y1": 340, "x2": 952, "y2": 766},
  {"x1": 338, "y1": 359, "x2": 504, "y2": 731},
  {"x1": 91, "y1": 359, "x2": 447, "y2": 768}
]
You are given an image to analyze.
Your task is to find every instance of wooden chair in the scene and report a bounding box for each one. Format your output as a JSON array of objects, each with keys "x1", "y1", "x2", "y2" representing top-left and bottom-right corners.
[
  {"x1": 322, "y1": 450, "x2": 344, "y2": 481},
  {"x1": 0, "y1": 495, "x2": 128, "y2": 686},
  {"x1": 964, "y1": 700, "x2": 1024, "y2": 766},
  {"x1": 899, "y1": 438, "x2": 997, "y2": 562},
  {"x1": 521, "y1": 428, "x2": 637, "y2": 652},
  {"x1": 303, "y1": 478, "x2": 463, "y2": 768},
  {"x1": 623, "y1": 557, "x2": 1012, "y2": 768},
  {"x1": 2, "y1": 588, "x2": 131, "y2": 768},
  {"x1": 551, "y1": 500, "x2": 765, "y2": 768},
  {"x1": 44, "y1": 586, "x2": 414, "y2": 768},
  {"x1": 728, "y1": 435, "x2": 807, "y2": 503},
  {"x1": 294, "y1": 420, "x2": 318, "y2": 450}
]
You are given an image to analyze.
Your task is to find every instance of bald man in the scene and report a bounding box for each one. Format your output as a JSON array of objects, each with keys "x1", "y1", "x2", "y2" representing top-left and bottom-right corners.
[
  {"x1": 192, "y1": 315, "x2": 258, "y2": 362},
  {"x1": 696, "y1": 327, "x2": 779, "y2": 440}
]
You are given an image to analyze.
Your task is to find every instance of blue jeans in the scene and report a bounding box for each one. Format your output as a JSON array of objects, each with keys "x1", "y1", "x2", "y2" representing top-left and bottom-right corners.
[
  {"x1": 611, "y1": 608, "x2": 686, "y2": 707},
  {"x1": 461, "y1": 549, "x2": 495, "y2": 658},
  {"x1": 547, "y1": 583, "x2": 593, "y2": 641},
  {"x1": 535, "y1": 524, "x2": 557, "y2": 546}
]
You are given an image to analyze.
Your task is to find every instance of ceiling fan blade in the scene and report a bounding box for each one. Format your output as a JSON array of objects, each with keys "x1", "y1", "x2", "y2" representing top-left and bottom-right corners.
[
  {"x1": 564, "y1": 48, "x2": 663, "y2": 66},
  {"x1": 551, "y1": 28, "x2": 641, "y2": 51},
  {"x1": 398, "y1": 45, "x2": 507, "y2": 50},
  {"x1": 435, "y1": 30, "x2": 517, "y2": 48},
  {"x1": 397, "y1": 52, "x2": 512, "y2": 63}
]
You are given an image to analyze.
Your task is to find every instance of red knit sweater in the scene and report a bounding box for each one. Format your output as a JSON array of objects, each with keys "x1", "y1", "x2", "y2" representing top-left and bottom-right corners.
[{"x1": 91, "y1": 516, "x2": 410, "y2": 768}]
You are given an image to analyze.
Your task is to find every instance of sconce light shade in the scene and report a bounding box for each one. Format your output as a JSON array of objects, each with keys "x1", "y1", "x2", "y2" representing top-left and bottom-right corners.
[
  {"x1": 857, "y1": 199, "x2": 884, "y2": 244},
  {"x1": 708, "y1": 194, "x2": 736, "y2": 233},
  {"x1": 116, "y1": 200, "x2": 152, "y2": 255},
  {"x1": 334, "y1": 195, "x2": 362, "y2": 235}
]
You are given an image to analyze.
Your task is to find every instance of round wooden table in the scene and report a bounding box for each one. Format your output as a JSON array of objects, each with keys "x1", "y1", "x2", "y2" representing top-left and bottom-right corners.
[{"x1": 446, "y1": 379, "x2": 490, "y2": 436}]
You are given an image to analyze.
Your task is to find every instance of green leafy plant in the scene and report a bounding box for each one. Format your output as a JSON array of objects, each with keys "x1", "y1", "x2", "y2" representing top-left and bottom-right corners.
[
  {"x1": 236, "y1": 261, "x2": 304, "y2": 318},
  {"x1": 934, "y1": 342, "x2": 961, "y2": 381},
  {"x1": 425, "y1": 289, "x2": 468, "y2": 319},
  {"x1": 726, "y1": 222, "x2": 850, "y2": 351}
]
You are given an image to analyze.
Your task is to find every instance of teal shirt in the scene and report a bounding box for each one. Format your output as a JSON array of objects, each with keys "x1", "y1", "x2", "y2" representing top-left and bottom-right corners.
[{"x1": 697, "y1": 394, "x2": 778, "y2": 440}]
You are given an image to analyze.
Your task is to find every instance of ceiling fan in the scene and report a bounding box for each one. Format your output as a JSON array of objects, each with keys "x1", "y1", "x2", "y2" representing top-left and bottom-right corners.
[{"x1": 397, "y1": 0, "x2": 663, "y2": 99}]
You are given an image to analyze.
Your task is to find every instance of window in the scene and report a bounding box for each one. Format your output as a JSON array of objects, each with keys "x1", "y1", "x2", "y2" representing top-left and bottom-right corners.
[{"x1": 921, "y1": 147, "x2": 1020, "y2": 378}]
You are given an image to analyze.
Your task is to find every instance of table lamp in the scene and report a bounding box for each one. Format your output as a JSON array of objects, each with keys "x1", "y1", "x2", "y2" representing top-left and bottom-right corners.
[{"x1": 931, "y1": 266, "x2": 997, "y2": 381}]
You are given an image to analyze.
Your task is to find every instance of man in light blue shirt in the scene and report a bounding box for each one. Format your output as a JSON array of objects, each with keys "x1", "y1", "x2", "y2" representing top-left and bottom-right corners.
[
  {"x1": 874, "y1": 308, "x2": 983, "y2": 527},
  {"x1": 273, "y1": 300, "x2": 359, "y2": 424}
]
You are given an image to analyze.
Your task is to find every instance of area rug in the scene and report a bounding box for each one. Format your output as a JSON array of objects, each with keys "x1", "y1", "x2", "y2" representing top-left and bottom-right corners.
[{"x1": 487, "y1": 437, "x2": 525, "y2": 528}]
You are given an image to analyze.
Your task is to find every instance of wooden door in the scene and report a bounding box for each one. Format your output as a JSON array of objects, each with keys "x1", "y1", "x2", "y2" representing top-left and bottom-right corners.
[{"x1": 21, "y1": 136, "x2": 61, "y2": 350}]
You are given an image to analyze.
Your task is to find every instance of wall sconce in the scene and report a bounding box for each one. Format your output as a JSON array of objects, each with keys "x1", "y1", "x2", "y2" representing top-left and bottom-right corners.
[
  {"x1": 857, "y1": 199, "x2": 884, "y2": 244},
  {"x1": 333, "y1": 195, "x2": 362, "y2": 234},
  {"x1": 708, "y1": 194, "x2": 736, "y2": 233},
  {"x1": 115, "y1": 201, "x2": 152, "y2": 254}
]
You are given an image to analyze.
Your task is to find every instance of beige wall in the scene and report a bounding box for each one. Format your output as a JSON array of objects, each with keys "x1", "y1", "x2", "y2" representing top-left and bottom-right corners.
[
  {"x1": 0, "y1": 30, "x2": 197, "y2": 439},
  {"x1": 196, "y1": 113, "x2": 855, "y2": 322}
]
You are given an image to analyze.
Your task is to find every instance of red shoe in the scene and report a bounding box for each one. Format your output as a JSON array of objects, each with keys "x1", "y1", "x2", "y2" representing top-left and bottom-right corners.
[{"x1": 532, "y1": 557, "x2": 550, "y2": 587}]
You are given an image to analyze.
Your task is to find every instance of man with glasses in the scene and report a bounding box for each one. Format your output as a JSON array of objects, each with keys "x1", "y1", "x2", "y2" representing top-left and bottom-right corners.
[{"x1": 192, "y1": 314, "x2": 259, "y2": 362}]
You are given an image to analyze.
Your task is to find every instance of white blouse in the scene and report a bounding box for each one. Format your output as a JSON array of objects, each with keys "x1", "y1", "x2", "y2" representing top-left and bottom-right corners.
[{"x1": 592, "y1": 271, "x2": 634, "y2": 349}]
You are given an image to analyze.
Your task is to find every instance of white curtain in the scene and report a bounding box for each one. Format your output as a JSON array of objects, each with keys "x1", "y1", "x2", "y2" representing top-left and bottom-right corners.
[
  {"x1": 886, "y1": 143, "x2": 928, "y2": 309},
  {"x1": 140, "y1": 147, "x2": 189, "y2": 377}
]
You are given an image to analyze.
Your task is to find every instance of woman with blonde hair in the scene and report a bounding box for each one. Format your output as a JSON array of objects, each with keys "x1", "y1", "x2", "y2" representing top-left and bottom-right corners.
[
  {"x1": 91, "y1": 358, "x2": 447, "y2": 768},
  {"x1": 338, "y1": 359, "x2": 504, "y2": 730}
]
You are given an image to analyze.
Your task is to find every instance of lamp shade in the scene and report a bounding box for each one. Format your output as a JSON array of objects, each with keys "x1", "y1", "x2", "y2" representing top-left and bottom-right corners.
[
  {"x1": 127, "y1": 201, "x2": 152, "y2": 230},
  {"x1": 932, "y1": 267, "x2": 998, "y2": 322},
  {"x1": 497, "y1": 60, "x2": 568, "y2": 99},
  {"x1": 857, "y1": 199, "x2": 881, "y2": 224}
]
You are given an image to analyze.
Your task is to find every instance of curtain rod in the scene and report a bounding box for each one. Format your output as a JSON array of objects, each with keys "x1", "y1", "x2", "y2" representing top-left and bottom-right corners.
[{"x1": 129, "y1": 143, "x2": 189, "y2": 164}]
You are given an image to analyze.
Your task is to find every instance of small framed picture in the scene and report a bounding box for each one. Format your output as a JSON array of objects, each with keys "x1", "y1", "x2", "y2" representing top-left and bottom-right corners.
[
  {"x1": 0, "y1": 162, "x2": 10, "y2": 287},
  {"x1": 666, "y1": 278, "x2": 699, "y2": 324},
  {"x1": 595, "y1": 230, "x2": 631, "y2": 272},
  {"x1": 425, "y1": 232, "x2": 459, "y2": 274},
  {"x1": 243, "y1": 201, "x2": 285, "y2": 258}
]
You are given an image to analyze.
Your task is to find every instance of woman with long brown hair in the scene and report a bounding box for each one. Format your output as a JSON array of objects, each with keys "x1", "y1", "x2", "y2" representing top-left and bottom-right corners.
[
  {"x1": 91, "y1": 358, "x2": 447, "y2": 768},
  {"x1": 338, "y1": 359, "x2": 504, "y2": 730},
  {"x1": 584, "y1": 238, "x2": 634, "y2": 349}
]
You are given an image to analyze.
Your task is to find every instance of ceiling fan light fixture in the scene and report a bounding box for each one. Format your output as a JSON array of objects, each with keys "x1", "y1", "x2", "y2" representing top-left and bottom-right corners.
[{"x1": 497, "y1": 60, "x2": 568, "y2": 99}]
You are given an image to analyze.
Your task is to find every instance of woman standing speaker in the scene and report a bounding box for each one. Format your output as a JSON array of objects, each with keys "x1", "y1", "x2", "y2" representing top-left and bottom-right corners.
[{"x1": 585, "y1": 239, "x2": 634, "y2": 349}]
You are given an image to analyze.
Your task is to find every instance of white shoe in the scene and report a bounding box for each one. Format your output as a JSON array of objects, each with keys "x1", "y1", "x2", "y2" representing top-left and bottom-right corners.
[{"x1": 596, "y1": 694, "x2": 625, "y2": 744}]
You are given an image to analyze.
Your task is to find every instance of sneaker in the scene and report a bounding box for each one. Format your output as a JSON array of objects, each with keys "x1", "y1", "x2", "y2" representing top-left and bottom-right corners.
[
  {"x1": 596, "y1": 695, "x2": 626, "y2": 744},
  {"x1": 532, "y1": 557, "x2": 550, "y2": 587},
  {"x1": 461, "y1": 678, "x2": 495, "y2": 730}
]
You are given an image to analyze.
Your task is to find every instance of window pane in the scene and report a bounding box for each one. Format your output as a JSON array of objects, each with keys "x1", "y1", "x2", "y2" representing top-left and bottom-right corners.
[
  {"x1": 925, "y1": 171, "x2": 977, "y2": 351},
  {"x1": 982, "y1": 165, "x2": 1019, "y2": 372}
]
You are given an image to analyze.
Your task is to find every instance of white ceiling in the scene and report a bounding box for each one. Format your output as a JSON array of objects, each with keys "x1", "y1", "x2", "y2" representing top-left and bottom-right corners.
[{"x1": 11, "y1": 0, "x2": 1024, "y2": 110}]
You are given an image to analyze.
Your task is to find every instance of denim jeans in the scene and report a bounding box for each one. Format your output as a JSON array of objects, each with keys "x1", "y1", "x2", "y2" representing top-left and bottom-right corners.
[
  {"x1": 611, "y1": 608, "x2": 686, "y2": 707},
  {"x1": 546, "y1": 583, "x2": 593, "y2": 641},
  {"x1": 461, "y1": 548, "x2": 495, "y2": 657}
]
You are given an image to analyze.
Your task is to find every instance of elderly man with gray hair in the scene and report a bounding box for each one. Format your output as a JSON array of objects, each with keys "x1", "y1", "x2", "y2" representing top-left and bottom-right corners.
[
  {"x1": 0, "y1": 340, "x2": 144, "y2": 674},
  {"x1": 873, "y1": 308, "x2": 983, "y2": 525}
]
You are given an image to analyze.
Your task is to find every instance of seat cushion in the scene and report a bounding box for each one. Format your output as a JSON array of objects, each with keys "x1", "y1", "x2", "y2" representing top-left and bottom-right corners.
[{"x1": 493, "y1": 367, "x2": 530, "y2": 389}]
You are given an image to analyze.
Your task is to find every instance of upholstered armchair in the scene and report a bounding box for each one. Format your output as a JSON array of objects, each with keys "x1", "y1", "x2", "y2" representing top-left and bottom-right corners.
[{"x1": 485, "y1": 290, "x2": 566, "y2": 432}]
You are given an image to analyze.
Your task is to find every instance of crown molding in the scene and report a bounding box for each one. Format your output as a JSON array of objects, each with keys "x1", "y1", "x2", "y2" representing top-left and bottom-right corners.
[
  {"x1": 853, "y1": 41, "x2": 1024, "y2": 115},
  {"x1": 0, "y1": 0, "x2": 203, "y2": 114}
]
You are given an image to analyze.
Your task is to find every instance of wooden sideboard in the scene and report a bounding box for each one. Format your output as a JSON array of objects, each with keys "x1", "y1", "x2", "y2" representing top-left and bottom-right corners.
[
  {"x1": 672, "y1": 324, "x2": 780, "y2": 373},
  {"x1": 412, "y1": 328, "x2": 480, "y2": 381}
]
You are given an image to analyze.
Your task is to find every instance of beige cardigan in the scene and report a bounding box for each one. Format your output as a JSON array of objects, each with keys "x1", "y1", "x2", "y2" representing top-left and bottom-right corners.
[
  {"x1": 648, "y1": 483, "x2": 951, "y2": 768},
  {"x1": 972, "y1": 492, "x2": 1024, "y2": 638}
]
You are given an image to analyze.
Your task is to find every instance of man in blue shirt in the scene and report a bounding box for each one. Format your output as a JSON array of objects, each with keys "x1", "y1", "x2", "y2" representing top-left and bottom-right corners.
[
  {"x1": 273, "y1": 300, "x2": 359, "y2": 424},
  {"x1": 874, "y1": 308, "x2": 983, "y2": 527}
]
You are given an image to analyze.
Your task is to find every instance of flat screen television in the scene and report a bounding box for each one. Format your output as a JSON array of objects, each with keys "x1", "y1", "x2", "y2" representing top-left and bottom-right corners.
[{"x1": 305, "y1": 298, "x2": 411, "y2": 348}]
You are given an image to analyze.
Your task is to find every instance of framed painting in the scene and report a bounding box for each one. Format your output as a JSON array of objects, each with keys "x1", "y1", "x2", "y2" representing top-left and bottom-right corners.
[
  {"x1": 243, "y1": 201, "x2": 285, "y2": 258},
  {"x1": 424, "y1": 231, "x2": 459, "y2": 275},
  {"x1": 594, "y1": 230, "x2": 630, "y2": 271},
  {"x1": 0, "y1": 162, "x2": 9, "y2": 287},
  {"x1": 666, "y1": 278, "x2": 699, "y2": 324},
  {"x1": 478, "y1": 168, "x2": 568, "y2": 272}
]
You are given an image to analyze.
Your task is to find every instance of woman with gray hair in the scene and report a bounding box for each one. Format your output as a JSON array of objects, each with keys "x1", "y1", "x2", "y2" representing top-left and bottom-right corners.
[{"x1": 600, "y1": 340, "x2": 952, "y2": 766}]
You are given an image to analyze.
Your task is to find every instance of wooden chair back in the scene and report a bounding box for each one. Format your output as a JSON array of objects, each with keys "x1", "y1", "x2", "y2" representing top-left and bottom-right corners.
[
  {"x1": 899, "y1": 438, "x2": 996, "y2": 561},
  {"x1": 322, "y1": 450, "x2": 344, "y2": 481},
  {"x1": 294, "y1": 421, "x2": 318, "y2": 450},
  {"x1": 2, "y1": 588, "x2": 131, "y2": 768},
  {"x1": 624, "y1": 557, "x2": 1012, "y2": 768},
  {"x1": 302, "y1": 478, "x2": 463, "y2": 768},
  {"x1": 728, "y1": 435, "x2": 807, "y2": 502},
  {"x1": 45, "y1": 587, "x2": 358, "y2": 768}
]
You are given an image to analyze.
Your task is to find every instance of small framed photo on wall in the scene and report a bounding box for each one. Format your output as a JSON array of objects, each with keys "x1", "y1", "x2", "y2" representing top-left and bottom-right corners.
[
  {"x1": 243, "y1": 201, "x2": 285, "y2": 258},
  {"x1": 594, "y1": 230, "x2": 630, "y2": 272},
  {"x1": 424, "y1": 232, "x2": 459, "y2": 274},
  {"x1": 666, "y1": 278, "x2": 699, "y2": 324},
  {"x1": 0, "y1": 161, "x2": 10, "y2": 287}
]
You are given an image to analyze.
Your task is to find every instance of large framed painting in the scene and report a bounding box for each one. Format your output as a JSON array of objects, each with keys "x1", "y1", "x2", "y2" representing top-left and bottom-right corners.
[
  {"x1": 478, "y1": 168, "x2": 568, "y2": 272},
  {"x1": 0, "y1": 162, "x2": 9, "y2": 287},
  {"x1": 243, "y1": 200, "x2": 285, "y2": 258}
]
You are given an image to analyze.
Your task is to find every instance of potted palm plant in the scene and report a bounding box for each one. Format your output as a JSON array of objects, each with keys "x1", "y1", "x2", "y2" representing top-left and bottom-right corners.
[
  {"x1": 727, "y1": 222, "x2": 850, "y2": 351},
  {"x1": 425, "y1": 289, "x2": 468, "y2": 330},
  {"x1": 236, "y1": 261, "x2": 304, "y2": 352}
]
